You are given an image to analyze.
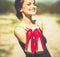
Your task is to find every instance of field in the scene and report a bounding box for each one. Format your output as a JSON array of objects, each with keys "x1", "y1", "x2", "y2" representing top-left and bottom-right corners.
[{"x1": 0, "y1": 13, "x2": 60, "y2": 57}]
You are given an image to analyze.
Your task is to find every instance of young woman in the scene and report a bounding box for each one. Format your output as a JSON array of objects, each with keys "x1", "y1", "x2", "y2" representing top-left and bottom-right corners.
[{"x1": 14, "y1": 0, "x2": 51, "y2": 57}]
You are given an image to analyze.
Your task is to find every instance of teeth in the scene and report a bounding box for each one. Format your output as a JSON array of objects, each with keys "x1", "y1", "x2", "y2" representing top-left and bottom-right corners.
[
  {"x1": 30, "y1": 9, "x2": 35, "y2": 12},
  {"x1": 30, "y1": 8, "x2": 35, "y2": 11}
]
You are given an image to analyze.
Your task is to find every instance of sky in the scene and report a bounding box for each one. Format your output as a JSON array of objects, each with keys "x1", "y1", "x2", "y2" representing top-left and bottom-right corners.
[{"x1": 36, "y1": 0, "x2": 59, "y2": 2}]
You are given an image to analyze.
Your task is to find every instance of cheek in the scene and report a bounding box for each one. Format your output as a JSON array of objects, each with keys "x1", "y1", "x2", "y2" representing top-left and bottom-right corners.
[
  {"x1": 35, "y1": 6, "x2": 37, "y2": 11},
  {"x1": 23, "y1": 6, "x2": 29, "y2": 11}
]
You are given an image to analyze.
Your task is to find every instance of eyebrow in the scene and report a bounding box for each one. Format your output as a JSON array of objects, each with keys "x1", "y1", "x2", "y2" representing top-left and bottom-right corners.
[{"x1": 27, "y1": 0, "x2": 35, "y2": 3}]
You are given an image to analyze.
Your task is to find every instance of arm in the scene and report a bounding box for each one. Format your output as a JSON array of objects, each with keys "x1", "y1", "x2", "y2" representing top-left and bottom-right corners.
[{"x1": 14, "y1": 26, "x2": 26, "y2": 44}]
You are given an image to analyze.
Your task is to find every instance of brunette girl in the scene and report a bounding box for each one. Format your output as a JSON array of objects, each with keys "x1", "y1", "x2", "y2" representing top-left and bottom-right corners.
[{"x1": 14, "y1": 0, "x2": 51, "y2": 57}]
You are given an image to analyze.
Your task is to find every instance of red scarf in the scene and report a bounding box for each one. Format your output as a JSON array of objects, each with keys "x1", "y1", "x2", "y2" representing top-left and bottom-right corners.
[{"x1": 25, "y1": 29, "x2": 44, "y2": 53}]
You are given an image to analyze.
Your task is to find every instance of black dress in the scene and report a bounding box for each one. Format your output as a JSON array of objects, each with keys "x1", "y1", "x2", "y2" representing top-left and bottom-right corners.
[
  {"x1": 19, "y1": 20, "x2": 51, "y2": 57},
  {"x1": 19, "y1": 29, "x2": 51, "y2": 57}
]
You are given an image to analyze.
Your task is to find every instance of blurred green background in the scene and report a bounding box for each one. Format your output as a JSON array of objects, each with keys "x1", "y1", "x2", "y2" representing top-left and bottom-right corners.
[
  {"x1": 0, "y1": 0, "x2": 60, "y2": 57},
  {"x1": 0, "y1": 0, "x2": 60, "y2": 24}
]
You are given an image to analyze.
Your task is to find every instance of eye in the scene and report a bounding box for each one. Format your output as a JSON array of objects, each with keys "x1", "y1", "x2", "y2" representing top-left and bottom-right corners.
[
  {"x1": 27, "y1": 3, "x2": 31, "y2": 6},
  {"x1": 27, "y1": 2, "x2": 36, "y2": 6},
  {"x1": 33, "y1": 2, "x2": 36, "y2": 6}
]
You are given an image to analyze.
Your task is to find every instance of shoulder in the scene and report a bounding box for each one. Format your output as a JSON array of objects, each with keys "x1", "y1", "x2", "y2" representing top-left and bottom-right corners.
[
  {"x1": 14, "y1": 22, "x2": 26, "y2": 44},
  {"x1": 14, "y1": 22, "x2": 26, "y2": 35},
  {"x1": 35, "y1": 19, "x2": 44, "y2": 31}
]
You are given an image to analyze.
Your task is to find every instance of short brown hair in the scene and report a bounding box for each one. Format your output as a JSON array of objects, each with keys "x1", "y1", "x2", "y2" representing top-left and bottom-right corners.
[{"x1": 15, "y1": 0, "x2": 24, "y2": 19}]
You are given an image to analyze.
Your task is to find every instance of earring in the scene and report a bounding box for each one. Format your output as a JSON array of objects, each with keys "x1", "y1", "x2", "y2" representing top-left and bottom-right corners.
[{"x1": 20, "y1": 9, "x2": 23, "y2": 12}]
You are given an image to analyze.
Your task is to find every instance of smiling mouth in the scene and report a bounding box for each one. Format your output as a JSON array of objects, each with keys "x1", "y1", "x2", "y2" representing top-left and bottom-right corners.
[{"x1": 30, "y1": 8, "x2": 36, "y2": 12}]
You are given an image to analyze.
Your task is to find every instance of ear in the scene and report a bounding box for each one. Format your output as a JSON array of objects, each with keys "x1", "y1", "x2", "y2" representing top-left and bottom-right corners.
[{"x1": 20, "y1": 8, "x2": 23, "y2": 12}]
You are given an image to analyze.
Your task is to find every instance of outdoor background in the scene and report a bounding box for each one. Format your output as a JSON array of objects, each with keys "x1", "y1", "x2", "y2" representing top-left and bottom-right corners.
[{"x1": 0, "y1": 0, "x2": 60, "y2": 57}]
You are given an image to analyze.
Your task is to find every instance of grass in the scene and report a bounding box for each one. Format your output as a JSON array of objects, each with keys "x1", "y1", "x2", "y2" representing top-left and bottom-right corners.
[
  {"x1": 41, "y1": 13, "x2": 60, "y2": 18},
  {"x1": 56, "y1": 20, "x2": 60, "y2": 24},
  {"x1": 0, "y1": 13, "x2": 15, "y2": 56},
  {"x1": 0, "y1": 13, "x2": 60, "y2": 25},
  {"x1": 0, "y1": 13, "x2": 10, "y2": 16},
  {"x1": 0, "y1": 45, "x2": 14, "y2": 57}
]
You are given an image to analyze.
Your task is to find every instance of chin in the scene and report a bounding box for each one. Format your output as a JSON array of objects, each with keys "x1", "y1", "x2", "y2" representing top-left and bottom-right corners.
[
  {"x1": 32, "y1": 14, "x2": 36, "y2": 15},
  {"x1": 29, "y1": 12, "x2": 36, "y2": 15},
  {"x1": 31, "y1": 13, "x2": 36, "y2": 16}
]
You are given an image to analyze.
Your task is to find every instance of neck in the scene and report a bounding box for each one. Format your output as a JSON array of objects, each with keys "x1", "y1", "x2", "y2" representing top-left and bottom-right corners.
[{"x1": 22, "y1": 13, "x2": 32, "y2": 25}]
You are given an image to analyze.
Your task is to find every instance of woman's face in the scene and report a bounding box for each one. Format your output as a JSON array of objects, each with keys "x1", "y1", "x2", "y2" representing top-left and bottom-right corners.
[{"x1": 21, "y1": 0, "x2": 37, "y2": 16}]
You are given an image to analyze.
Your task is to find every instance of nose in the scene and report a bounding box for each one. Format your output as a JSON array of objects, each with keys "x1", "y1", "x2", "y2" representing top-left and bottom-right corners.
[
  {"x1": 31, "y1": 4, "x2": 36, "y2": 7},
  {"x1": 31, "y1": 4, "x2": 37, "y2": 9}
]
